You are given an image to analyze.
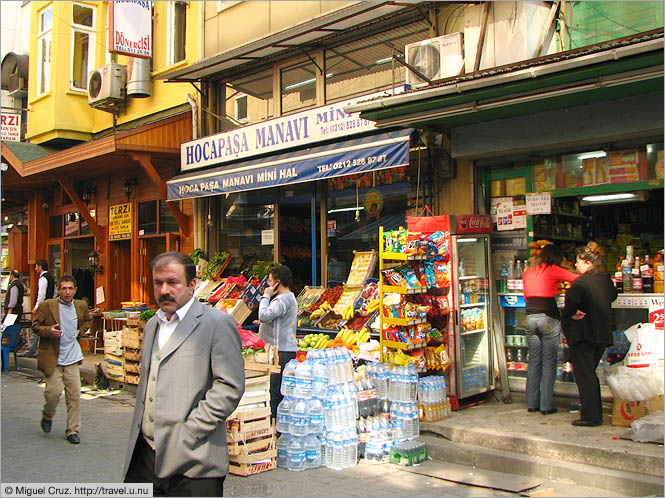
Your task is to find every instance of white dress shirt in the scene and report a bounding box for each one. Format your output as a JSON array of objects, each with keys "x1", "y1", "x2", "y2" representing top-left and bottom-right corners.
[{"x1": 154, "y1": 296, "x2": 196, "y2": 350}]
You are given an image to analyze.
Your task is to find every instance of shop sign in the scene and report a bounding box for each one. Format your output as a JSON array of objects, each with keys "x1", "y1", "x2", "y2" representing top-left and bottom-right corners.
[
  {"x1": 109, "y1": 1, "x2": 152, "y2": 59},
  {"x1": 181, "y1": 86, "x2": 406, "y2": 172},
  {"x1": 327, "y1": 220, "x2": 337, "y2": 238},
  {"x1": 526, "y1": 193, "x2": 551, "y2": 215},
  {"x1": 512, "y1": 205, "x2": 527, "y2": 229},
  {"x1": 261, "y1": 229, "x2": 274, "y2": 246},
  {"x1": 169, "y1": 134, "x2": 410, "y2": 199},
  {"x1": 109, "y1": 203, "x2": 132, "y2": 240},
  {"x1": 495, "y1": 201, "x2": 513, "y2": 231},
  {"x1": 364, "y1": 189, "x2": 383, "y2": 220},
  {"x1": 454, "y1": 215, "x2": 492, "y2": 234},
  {"x1": 1, "y1": 113, "x2": 21, "y2": 142}
]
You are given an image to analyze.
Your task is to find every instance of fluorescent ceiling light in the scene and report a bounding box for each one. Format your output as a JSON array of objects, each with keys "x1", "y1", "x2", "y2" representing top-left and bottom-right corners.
[
  {"x1": 284, "y1": 73, "x2": 333, "y2": 91},
  {"x1": 328, "y1": 207, "x2": 361, "y2": 214},
  {"x1": 376, "y1": 57, "x2": 392, "y2": 65},
  {"x1": 457, "y1": 238, "x2": 478, "y2": 243},
  {"x1": 578, "y1": 151, "x2": 607, "y2": 160},
  {"x1": 582, "y1": 193, "x2": 636, "y2": 202}
]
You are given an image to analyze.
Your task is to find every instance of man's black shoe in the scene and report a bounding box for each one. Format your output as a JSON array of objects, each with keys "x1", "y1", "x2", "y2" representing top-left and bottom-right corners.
[
  {"x1": 541, "y1": 408, "x2": 558, "y2": 415},
  {"x1": 41, "y1": 418, "x2": 52, "y2": 433},
  {"x1": 571, "y1": 418, "x2": 601, "y2": 427},
  {"x1": 66, "y1": 433, "x2": 80, "y2": 444}
]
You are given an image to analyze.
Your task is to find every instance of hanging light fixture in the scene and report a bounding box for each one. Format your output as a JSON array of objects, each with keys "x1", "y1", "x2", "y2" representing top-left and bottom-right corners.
[
  {"x1": 81, "y1": 185, "x2": 96, "y2": 205},
  {"x1": 123, "y1": 178, "x2": 138, "y2": 201},
  {"x1": 88, "y1": 250, "x2": 103, "y2": 275}
]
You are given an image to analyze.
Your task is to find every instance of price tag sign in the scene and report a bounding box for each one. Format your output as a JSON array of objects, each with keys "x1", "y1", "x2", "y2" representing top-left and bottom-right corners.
[
  {"x1": 496, "y1": 201, "x2": 514, "y2": 231},
  {"x1": 526, "y1": 192, "x2": 552, "y2": 215},
  {"x1": 649, "y1": 303, "x2": 664, "y2": 330}
]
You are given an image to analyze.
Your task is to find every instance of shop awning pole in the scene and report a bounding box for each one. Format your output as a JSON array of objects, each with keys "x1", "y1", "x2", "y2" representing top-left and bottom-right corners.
[{"x1": 311, "y1": 182, "x2": 317, "y2": 286}]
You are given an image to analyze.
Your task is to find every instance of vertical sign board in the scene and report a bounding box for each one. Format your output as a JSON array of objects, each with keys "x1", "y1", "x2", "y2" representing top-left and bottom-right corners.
[
  {"x1": 1, "y1": 113, "x2": 21, "y2": 142},
  {"x1": 109, "y1": 203, "x2": 132, "y2": 240},
  {"x1": 109, "y1": 1, "x2": 152, "y2": 59}
]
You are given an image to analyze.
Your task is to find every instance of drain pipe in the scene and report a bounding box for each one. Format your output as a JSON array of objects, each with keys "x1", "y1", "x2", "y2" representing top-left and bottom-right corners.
[{"x1": 185, "y1": 93, "x2": 202, "y2": 252}]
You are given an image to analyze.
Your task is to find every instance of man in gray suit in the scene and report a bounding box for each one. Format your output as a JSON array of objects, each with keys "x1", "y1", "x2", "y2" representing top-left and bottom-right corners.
[{"x1": 123, "y1": 252, "x2": 245, "y2": 496}]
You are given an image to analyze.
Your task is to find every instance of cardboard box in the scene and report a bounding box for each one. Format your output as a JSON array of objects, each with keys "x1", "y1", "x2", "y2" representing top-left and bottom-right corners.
[{"x1": 611, "y1": 394, "x2": 664, "y2": 427}]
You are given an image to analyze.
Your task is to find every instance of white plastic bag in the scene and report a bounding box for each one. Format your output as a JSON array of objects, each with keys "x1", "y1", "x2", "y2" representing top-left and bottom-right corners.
[
  {"x1": 624, "y1": 323, "x2": 664, "y2": 368},
  {"x1": 606, "y1": 362, "x2": 664, "y2": 401},
  {"x1": 630, "y1": 411, "x2": 664, "y2": 443}
]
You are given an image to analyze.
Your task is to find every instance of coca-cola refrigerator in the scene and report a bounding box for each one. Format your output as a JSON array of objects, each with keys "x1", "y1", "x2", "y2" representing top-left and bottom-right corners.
[{"x1": 440, "y1": 215, "x2": 495, "y2": 410}]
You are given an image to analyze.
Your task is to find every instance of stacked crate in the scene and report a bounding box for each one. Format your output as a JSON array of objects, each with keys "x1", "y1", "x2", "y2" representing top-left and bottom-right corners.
[
  {"x1": 103, "y1": 329, "x2": 125, "y2": 382},
  {"x1": 226, "y1": 370, "x2": 276, "y2": 476},
  {"x1": 122, "y1": 319, "x2": 143, "y2": 385}
]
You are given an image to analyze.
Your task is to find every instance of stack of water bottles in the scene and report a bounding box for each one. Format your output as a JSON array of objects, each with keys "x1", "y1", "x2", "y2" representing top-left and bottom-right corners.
[
  {"x1": 417, "y1": 375, "x2": 448, "y2": 422},
  {"x1": 388, "y1": 364, "x2": 420, "y2": 441},
  {"x1": 276, "y1": 347, "x2": 359, "y2": 471}
]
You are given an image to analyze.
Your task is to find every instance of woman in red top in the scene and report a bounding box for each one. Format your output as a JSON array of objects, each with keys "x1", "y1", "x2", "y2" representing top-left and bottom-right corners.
[{"x1": 522, "y1": 244, "x2": 580, "y2": 414}]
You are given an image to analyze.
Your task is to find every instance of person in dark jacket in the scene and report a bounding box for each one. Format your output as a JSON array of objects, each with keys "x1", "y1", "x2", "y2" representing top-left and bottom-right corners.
[
  {"x1": 4, "y1": 270, "x2": 24, "y2": 319},
  {"x1": 561, "y1": 242, "x2": 618, "y2": 427}
]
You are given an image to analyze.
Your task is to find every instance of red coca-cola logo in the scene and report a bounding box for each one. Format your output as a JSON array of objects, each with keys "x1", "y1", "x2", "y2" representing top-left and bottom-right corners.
[{"x1": 469, "y1": 216, "x2": 492, "y2": 229}]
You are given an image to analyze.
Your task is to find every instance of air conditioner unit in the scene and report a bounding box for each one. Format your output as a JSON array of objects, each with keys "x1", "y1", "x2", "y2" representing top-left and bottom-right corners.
[
  {"x1": 88, "y1": 63, "x2": 127, "y2": 111},
  {"x1": 8, "y1": 72, "x2": 27, "y2": 97},
  {"x1": 404, "y1": 33, "x2": 464, "y2": 88}
]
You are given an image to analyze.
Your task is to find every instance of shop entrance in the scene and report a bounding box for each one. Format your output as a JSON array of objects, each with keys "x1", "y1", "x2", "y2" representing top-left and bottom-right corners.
[
  {"x1": 47, "y1": 242, "x2": 62, "y2": 283},
  {"x1": 64, "y1": 238, "x2": 95, "y2": 306},
  {"x1": 279, "y1": 183, "x2": 321, "y2": 291},
  {"x1": 139, "y1": 235, "x2": 178, "y2": 305},
  {"x1": 110, "y1": 240, "x2": 131, "y2": 310}
]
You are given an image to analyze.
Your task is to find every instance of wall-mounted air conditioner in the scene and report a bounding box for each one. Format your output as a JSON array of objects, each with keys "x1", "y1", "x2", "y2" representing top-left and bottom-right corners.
[
  {"x1": 8, "y1": 72, "x2": 27, "y2": 97},
  {"x1": 404, "y1": 33, "x2": 464, "y2": 88},
  {"x1": 88, "y1": 63, "x2": 127, "y2": 111}
]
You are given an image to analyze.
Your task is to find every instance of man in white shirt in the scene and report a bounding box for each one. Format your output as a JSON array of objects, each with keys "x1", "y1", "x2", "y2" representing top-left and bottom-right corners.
[
  {"x1": 21, "y1": 260, "x2": 56, "y2": 358},
  {"x1": 123, "y1": 252, "x2": 244, "y2": 496}
]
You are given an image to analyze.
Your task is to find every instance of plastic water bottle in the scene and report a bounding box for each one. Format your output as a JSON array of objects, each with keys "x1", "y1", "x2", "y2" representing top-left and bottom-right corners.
[
  {"x1": 276, "y1": 396, "x2": 295, "y2": 434},
  {"x1": 281, "y1": 360, "x2": 298, "y2": 396},
  {"x1": 346, "y1": 381, "x2": 359, "y2": 420},
  {"x1": 304, "y1": 435, "x2": 321, "y2": 469},
  {"x1": 307, "y1": 397, "x2": 324, "y2": 435},
  {"x1": 311, "y1": 359, "x2": 329, "y2": 399},
  {"x1": 364, "y1": 419, "x2": 383, "y2": 463},
  {"x1": 350, "y1": 427, "x2": 358, "y2": 465},
  {"x1": 342, "y1": 429, "x2": 352, "y2": 468},
  {"x1": 407, "y1": 364, "x2": 417, "y2": 402},
  {"x1": 343, "y1": 349, "x2": 354, "y2": 382},
  {"x1": 330, "y1": 431, "x2": 344, "y2": 470},
  {"x1": 294, "y1": 360, "x2": 314, "y2": 399},
  {"x1": 391, "y1": 402, "x2": 404, "y2": 440},
  {"x1": 287, "y1": 435, "x2": 306, "y2": 471},
  {"x1": 277, "y1": 434, "x2": 290, "y2": 468},
  {"x1": 379, "y1": 414, "x2": 393, "y2": 461},
  {"x1": 290, "y1": 397, "x2": 310, "y2": 437}
]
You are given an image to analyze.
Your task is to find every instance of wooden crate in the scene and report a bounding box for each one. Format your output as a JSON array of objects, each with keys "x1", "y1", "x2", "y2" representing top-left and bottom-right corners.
[
  {"x1": 122, "y1": 327, "x2": 142, "y2": 349},
  {"x1": 124, "y1": 362, "x2": 140, "y2": 374},
  {"x1": 228, "y1": 441, "x2": 277, "y2": 477},
  {"x1": 124, "y1": 349, "x2": 142, "y2": 362},
  {"x1": 228, "y1": 431, "x2": 275, "y2": 456},
  {"x1": 236, "y1": 373, "x2": 270, "y2": 409},
  {"x1": 227, "y1": 406, "x2": 271, "y2": 440},
  {"x1": 216, "y1": 299, "x2": 252, "y2": 324},
  {"x1": 228, "y1": 457, "x2": 277, "y2": 477},
  {"x1": 124, "y1": 373, "x2": 140, "y2": 385}
]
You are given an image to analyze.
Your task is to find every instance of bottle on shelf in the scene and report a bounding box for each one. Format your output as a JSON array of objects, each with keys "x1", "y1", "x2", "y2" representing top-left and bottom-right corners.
[
  {"x1": 641, "y1": 255, "x2": 654, "y2": 293},
  {"x1": 515, "y1": 260, "x2": 523, "y2": 280},
  {"x1": 622, "y1": 258, "x2": 633, "y2": 293},
  {"x1": 458, "y1": 257, "x2": 465, "y2": 278},
  {"x1": 632, "y1": 256, "x2": 643, "y2": 293},
  {"x1": 507, "y1": 260, "x2": 515, "y2": 280},
  {"x1": 615, "y1": 261, "x2": 623, "y2": 293},
  {"x1": 499, "y1": 262, "x2": 509, "y2": 293}
]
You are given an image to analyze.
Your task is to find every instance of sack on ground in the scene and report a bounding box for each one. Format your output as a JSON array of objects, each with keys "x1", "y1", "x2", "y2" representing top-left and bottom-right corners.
[{"x1": 606, "y1": 362, "x2": 664, "y2": 401}]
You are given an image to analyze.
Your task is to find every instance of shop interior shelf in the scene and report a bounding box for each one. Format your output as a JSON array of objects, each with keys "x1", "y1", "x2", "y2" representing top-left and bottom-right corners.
[
  {"x1": 381, "y1": 252, "x2": 427, "y2": 261},
  {"x1": 382, "y1": 339, "x2": 425, "y2": 350},
  {"x1": 459, "y1": 275, "x2": 482, "y2": 281},
  {"x1": 460, "y1": 328, "x2": 486, "y2": 336},
  {"x1": 533, "y1": 233, "x2": 585, "y2": 242},
  {"x1": 544, "y1": 211, "x2": 590, "y2": 220},
  {"x1": 383, "y1": 285, "x2": 426, "y2": 294},
  {"x1": 459, "y1": 302, "x2": 486, "y2": 309},
  {"x1": 382, "y1": 316, "x2": 426, "y2": 327},
  {"x1": 462, "y1": 362, "x2": 484, "y2": 370}
]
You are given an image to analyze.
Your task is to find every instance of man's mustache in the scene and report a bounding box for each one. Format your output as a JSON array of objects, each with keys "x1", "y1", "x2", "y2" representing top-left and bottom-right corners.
[{"x1": 159, "y1": 295, "x2": 176, "y2": 303}]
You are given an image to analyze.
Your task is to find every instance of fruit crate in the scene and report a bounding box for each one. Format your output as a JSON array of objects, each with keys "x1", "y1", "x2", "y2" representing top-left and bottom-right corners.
[
  {"x1": 215, "y1": 298, "x2": 252, "y2": 324},
  {"x1": 122, "y1": 327, "x2": 142, "y2": 350},
  {"x1": 345, "y1": 250, "x2": 378, "y2": 287},
  {"x1": 227, "y1": 420, "x2": 275, "y2": 456},
  {"x1": 124, "y1": 373, "x2": 140, "y2": 385},
  {"x1": 123, "y1": 348, "x2": 142, "y2": 362},
  {"x1": 312, "y1": 310, "x2": 344, "y2": 330},
  {"x1": 236, "y1": 373, "x2": 270, "y2": 410},
  {"x1": 296, "y1": 286, "x2": 325, "y2": 311},
  {"x1": 227, "y1": 406, "x2": 272, "y2": 440},
  {"x1": 332, "y1": 286, "x2": 363, "y2": 315},
  {"x1": 228, "y1": 434, "x2": 277, "y2": 477}
]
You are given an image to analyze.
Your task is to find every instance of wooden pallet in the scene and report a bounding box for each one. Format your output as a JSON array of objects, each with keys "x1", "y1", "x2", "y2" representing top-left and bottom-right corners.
[
  {"x1": 124, "y1": 373, "x2": 140, "y2": 385},
  {"x1": 236, "y1": 372, "x2": 271, "y2": 409},
  {"x1": 228, "y1": 431, "x2": 275, "y2": 456}
]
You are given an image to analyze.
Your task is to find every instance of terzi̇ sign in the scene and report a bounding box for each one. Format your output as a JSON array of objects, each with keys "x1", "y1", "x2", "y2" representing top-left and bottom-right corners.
[
  {"x1": 180, "y1": 86, "x2": 406, "y2": 172},
  {"x1": 109, "y1": 1, "x2": 152, "y2": 59}
]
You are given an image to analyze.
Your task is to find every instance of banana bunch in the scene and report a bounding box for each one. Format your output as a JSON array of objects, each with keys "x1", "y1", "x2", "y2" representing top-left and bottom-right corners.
[
  {"x1": 319, "y1": 301, "x2": 332, "y2": 312},
  {"x1": 334, "y1": 327, "x2": 371, "y2": 346},
  {"x1": 342, "y1": 305, "x2": 355, "y2": 320},
  {"x1": 365, "y1": 299, "x2": 380, "y2": 314},
  {"x1": 309, "y1": 307, "x2": 326, "y2": 320}
]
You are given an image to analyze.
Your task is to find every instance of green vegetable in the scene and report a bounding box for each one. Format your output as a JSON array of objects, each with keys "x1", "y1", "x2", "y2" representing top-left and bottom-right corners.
[
  {"x1": 189, "y1": 248, "x2": 207, "y2": 266},
  {"x1": 250, "y1": 260, "x2": 274, "y2": 280},
  {"x1": 139, "y1": 309, "x2": 158, "y2": 322},
  {"x1": 202, "y1": 251, "x2": 230, "y2": 280}
]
